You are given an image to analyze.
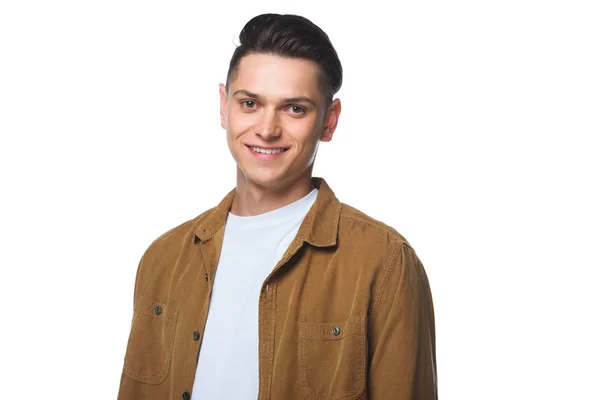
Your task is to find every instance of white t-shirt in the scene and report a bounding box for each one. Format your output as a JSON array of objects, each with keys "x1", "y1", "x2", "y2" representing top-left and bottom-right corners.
[{"x1": 192, "y1": 188, "x2": 318, "y2": 399}]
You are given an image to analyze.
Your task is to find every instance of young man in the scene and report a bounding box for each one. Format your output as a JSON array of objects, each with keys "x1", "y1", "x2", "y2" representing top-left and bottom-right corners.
[{"x1": 118, "y1": 13, "x2": 437, "y2": 400}]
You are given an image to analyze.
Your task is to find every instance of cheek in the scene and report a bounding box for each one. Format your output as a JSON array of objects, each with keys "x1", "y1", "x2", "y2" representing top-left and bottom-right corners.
[
  {"x1": 289, "y1": 126, "x2": 321, "y2": 155},
  {"x1": 228, "y1": 110, "x2": 256, "y2": 133},
  {"x1": 289, "y1": 114, "x2": 320, "y2": 135}
]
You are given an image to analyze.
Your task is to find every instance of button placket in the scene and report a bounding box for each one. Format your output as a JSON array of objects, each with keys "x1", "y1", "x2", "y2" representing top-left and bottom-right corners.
[{"x1": 258, "y1": 280, "x2": 277, "y2": 398}]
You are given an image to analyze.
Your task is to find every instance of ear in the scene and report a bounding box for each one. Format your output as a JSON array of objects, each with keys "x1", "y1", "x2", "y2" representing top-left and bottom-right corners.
[
  {"x1": 219, "y1": 83, "x2": 228, "y2": 130},
  {"x1": 320, "y1": 98, "x2": 342, "y2": 142}
]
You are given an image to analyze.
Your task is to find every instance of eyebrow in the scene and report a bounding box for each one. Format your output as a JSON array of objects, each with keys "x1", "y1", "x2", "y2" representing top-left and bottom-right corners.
[{"x1": 232, "y1": 90, "x2": 317, "y2": 108}]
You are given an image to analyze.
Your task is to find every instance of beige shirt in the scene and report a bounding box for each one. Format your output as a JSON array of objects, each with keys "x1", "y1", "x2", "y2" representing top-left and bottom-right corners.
[{"x1": 118, "y1": 177, "x2": 437, "y2": 400}]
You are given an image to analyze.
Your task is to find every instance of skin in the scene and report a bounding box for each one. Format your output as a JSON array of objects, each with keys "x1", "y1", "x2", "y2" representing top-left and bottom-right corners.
[{"x1": 219, "y1": 53, "x2": 342, "y2": 216}]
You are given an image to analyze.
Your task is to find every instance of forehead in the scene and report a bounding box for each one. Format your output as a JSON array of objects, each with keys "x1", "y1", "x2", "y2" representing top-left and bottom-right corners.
[{"x1": 230, "y1": 53, "x2": 323, "y2": 101}]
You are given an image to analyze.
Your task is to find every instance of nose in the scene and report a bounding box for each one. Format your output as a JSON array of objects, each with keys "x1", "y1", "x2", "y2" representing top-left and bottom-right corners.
[{"x1": 256, "y1": 109, "x2": 282, "y2": 140}]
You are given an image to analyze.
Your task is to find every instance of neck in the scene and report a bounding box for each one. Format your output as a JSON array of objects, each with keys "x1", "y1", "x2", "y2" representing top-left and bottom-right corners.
[{"x1": 230, "y1": 173, "x2": 315, "y2": 217}]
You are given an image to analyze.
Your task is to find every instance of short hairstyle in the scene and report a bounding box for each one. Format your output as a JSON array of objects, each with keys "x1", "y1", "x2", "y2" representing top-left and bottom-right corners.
[{"x1": 226, "y1": 13, "x2": 343, "y2": 102}]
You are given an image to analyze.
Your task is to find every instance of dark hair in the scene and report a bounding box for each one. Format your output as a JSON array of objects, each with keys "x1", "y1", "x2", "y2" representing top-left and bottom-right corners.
[{"x1": 226, "y1": 13, "x2": 343, "y2": 102}]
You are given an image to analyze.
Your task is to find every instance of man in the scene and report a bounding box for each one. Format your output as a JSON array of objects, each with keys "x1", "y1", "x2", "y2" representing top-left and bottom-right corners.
[{"x1": 118, "y1": 13, "x2": 437, "y2": 400}]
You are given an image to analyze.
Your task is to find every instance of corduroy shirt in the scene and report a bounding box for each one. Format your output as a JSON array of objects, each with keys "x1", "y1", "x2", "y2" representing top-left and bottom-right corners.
[{"x1": 118, "y1": 177, "x2": 437, "y2": 400}]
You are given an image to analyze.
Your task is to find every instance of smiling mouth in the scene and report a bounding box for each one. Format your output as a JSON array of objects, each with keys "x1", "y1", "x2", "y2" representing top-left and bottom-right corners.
[{"x1": 247, "y1": 145, "x2": 289, "y2": 155}]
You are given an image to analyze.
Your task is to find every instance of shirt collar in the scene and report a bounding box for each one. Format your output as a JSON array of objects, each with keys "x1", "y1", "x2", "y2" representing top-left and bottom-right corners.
[{"x1": 194, "y1": 177, "x2": 341, "y2": 247}]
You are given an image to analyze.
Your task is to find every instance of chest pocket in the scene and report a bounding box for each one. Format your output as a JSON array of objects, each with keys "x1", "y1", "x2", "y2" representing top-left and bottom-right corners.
[
  {"x1": 298, "y1": 316, "x2": 367, "y2": 400},
  {"x1": 123, "y1": 296, "x2": 179, "y2": 385}
]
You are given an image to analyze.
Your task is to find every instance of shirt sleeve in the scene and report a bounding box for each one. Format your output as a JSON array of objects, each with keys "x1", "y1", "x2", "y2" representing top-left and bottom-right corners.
[
  {"x1": 132, "y1": 254, "x2": 144, "y2": 311},
  {"x1": 368, "y1": 242, "x2": 438, "y2": 400}
]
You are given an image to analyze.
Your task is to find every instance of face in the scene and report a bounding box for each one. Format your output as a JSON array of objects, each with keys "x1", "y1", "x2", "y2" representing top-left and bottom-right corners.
[{"x1": 220, "y1": 53, "x2": 341, "y2": 192}]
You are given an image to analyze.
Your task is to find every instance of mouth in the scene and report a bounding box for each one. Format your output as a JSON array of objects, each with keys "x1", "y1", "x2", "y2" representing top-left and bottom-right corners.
[
  {"x1": 245, "y1": 144, "x2": 289, "y2": 160},
  {"x1": 246, "y1": 145, "x2": 289, "y2": 155}
]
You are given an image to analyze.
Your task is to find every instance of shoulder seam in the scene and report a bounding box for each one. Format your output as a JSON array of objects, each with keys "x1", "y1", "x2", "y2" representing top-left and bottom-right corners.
[
  {"x1": 340, "y1": 205, "x2": 409, "y2": 245},
  {"x1": 152, "y1": 207, "x2": 215, "y2": 244}
]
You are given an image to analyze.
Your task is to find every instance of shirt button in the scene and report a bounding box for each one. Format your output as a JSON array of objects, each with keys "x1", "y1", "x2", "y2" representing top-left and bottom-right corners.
[
  {"x1": 204, "y1": 273, "x2": 208, "y2": 281},
  {"x1": 154, "y1": 305, "x2": 162, "y2": 316},
  {"x1": 192, "y1": 331, "x2": 200, "y2": 341},
  {"x1": 182, "y1": 391, "x2": 191, "y2": 400},
  {"x1": 331, "y1": 325, "x2": 341, "y2": 336}
]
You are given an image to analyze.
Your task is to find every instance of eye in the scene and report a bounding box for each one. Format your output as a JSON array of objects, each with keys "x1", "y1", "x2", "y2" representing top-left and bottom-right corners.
[
  {"x1": 241, "y1": 100, "x2": 257, "y2": 109},
  {"x1": 288, "y1": 105, "x2": 306, "y2": 115}
]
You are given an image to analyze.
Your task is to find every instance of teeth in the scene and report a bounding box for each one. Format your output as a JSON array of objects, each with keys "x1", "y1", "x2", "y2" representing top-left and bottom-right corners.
[{"x1": 250, "y1": 146, "x2": 286, "y2": 154}]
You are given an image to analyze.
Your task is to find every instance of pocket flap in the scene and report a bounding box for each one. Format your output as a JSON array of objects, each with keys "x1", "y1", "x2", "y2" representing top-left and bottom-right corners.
[
  {"x1": 135, "y1": 296, "x2": 178, "y2": 326},
  {"x1": 299, "y1": 316, "x2": 366, "y2": 340}
]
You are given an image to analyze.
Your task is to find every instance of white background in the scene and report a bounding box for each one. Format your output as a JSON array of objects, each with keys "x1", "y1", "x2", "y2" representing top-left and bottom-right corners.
[{"x1": 1, "y1": 0, "x2": 598, "y2": 398}]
